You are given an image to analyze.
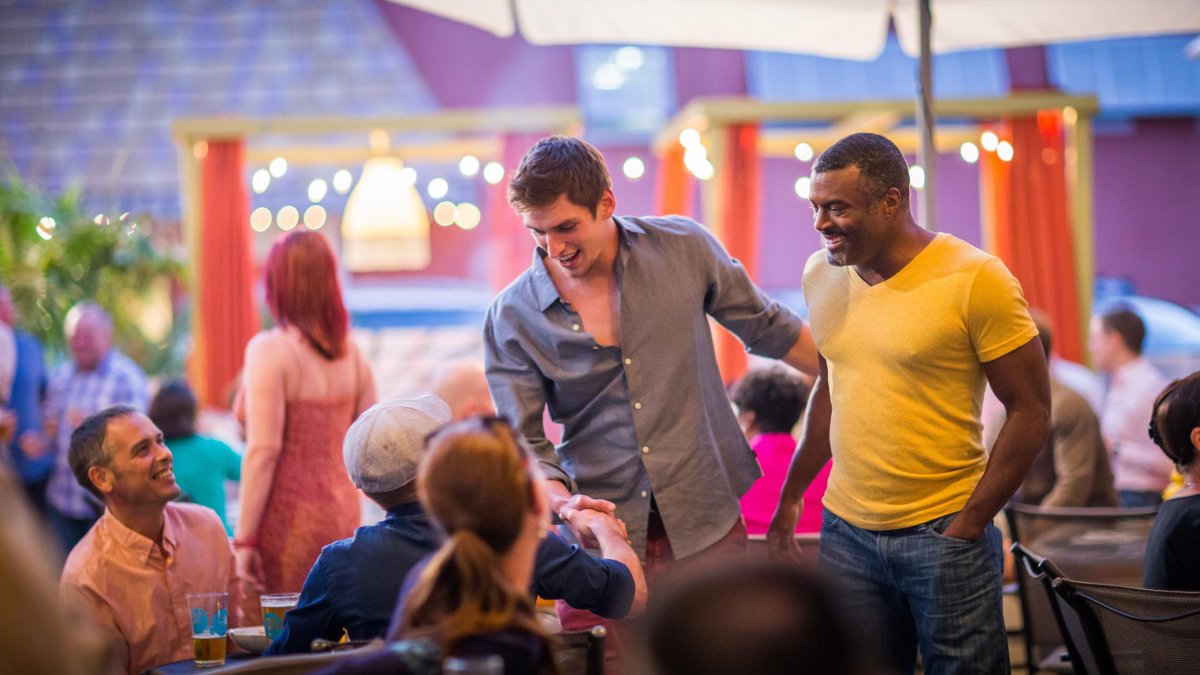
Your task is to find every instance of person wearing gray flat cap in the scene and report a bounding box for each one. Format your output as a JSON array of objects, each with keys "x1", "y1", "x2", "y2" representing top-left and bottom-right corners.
[{"x1": 266, "y1": 395, "x2": 644, "y2": 655}]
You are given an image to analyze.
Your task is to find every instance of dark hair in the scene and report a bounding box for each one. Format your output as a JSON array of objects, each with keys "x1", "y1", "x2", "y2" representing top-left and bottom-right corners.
[
  {"x1": 1150, "y1": 372, "x2": 1200, "y2": 470},
  {"x1": 508, "y1": 136, "x2": 611, "y2": 218},
  {"x1": 395, "y1": 417, "x2": 557, "y2": 671},
  {"x1": 69, "y1": 405, "x2": 138, "y2": 500},
  {"x1": 640, "y1": 560, "x2": 870, "y2": 675},
  {"x1": 729, "y1": 367, "x2": 810, "y2": 434},
  {"x1": 814, "y1": 132, "x2": 911, "y2": 208},
  {"x1": 149, "y1": 379, "x2": 198, "y2": 440},
  {"x1": 1099, "y1": 307, "x2": 1146, "y2": 355}
]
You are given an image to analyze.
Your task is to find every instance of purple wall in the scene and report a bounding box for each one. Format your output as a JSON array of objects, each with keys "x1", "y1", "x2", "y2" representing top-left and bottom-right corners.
[
  {"x1": 374, "y1": 2, "x2": 576, "y2": 107},
  {"x1": 1092, "y1": 119, "x2": 1200, "y2": 308}
]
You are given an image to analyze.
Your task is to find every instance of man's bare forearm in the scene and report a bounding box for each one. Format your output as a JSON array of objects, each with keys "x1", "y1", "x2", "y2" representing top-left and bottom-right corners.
[{"x1": 592, "y1": 519, "x2": 647, "y2": 614}]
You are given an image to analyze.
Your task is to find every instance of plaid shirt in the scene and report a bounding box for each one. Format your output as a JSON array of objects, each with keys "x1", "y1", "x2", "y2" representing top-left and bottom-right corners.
[{"x1": 45, "y1": 350, "x2": 148, "y2": 519}]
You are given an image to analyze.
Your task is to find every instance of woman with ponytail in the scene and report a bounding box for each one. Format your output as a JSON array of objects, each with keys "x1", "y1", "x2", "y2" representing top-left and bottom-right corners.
[{"x1": 319, "y1": 416, "x2": 559, "y2": 675}]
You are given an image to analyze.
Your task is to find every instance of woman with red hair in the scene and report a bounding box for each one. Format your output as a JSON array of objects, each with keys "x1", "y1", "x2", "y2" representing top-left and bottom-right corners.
[{"x1": 234, "y1": 231, "x2": 377, "y2": 614}]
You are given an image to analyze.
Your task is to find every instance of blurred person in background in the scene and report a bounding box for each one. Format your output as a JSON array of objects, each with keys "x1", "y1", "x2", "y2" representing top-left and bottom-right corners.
[
  {"x1": 1143, "y1": 372, "x2": 1200, "y2": 590},
  {"x1": 730, "y1": 366, "x2": 828, "y2": 534},
  {"x1": 636, "y1": 559, "x2": 874, "y2": 675},
  {"x1": 0, "y1": 284, "x2": 51, "y2": 512},
  {"x1": 59, "y1": 406, "x2": 240, "y2": 675},
  {"x1": 1006, "y1": 310, "x2": 1117, "y2": 507},
  {"x1": 1089, "y1": 307, "x2": 1173, "y2": 506},
  {"x1": 149, "y1": 379, "x2": 242, "y2": 535},
  {"x1": 234, "y1": 230, "x2": 377, "y2": 618},
  {"x1": 0, "y1": 463, "x2": 117, "y2": 675},
  {"x1": 45, "y1": 302, "x2": 149, "y2": 553},
  {"x1": 432, "y1": 360, "x2": 495, "y2": 421},
  {"x1": 0, "y1": 285, "x2": 14, "y2": 411}
]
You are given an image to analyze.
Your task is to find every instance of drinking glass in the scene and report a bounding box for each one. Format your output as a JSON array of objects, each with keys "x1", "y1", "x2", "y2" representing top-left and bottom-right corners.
[
  {"x1": 187, "y1": 592, "x2": 229, "y2": 667},
  {"x1": 260, "y1": 592, "x2": 301, "y2": 641}
]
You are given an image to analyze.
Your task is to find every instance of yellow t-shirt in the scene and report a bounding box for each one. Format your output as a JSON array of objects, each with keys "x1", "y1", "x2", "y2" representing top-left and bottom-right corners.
[{"x1": 804, "y1": 233, "x2": 1038, "y2": 530}]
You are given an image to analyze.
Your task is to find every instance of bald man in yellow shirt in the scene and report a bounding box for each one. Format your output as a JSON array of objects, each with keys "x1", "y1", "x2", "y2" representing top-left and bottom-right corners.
[{"x1": 769, "y1": 133, "x2": 1050, "y2": 675}]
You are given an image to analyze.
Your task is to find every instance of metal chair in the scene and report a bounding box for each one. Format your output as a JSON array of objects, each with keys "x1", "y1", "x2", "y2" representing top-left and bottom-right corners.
[
  {"x1": 553, "y1": 625, "x2": 606, "y2": 675},
  {"x1": 1011, "y1": 542, "x2": 1096, "y2": 674},
  {"x1": 1005, "y1": 504, "x2": 1158, "y2": 672},
  {"x1": 1052, "y1": 577, "x2": 1200, "y2": 675}
]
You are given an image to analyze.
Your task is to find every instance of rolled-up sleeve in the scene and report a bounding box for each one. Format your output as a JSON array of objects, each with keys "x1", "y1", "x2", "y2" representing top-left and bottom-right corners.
[
  {"x1": 531, "y1": 533, "x2": 635, "y2": 620},
  {"x1": 483, "y1": 308, "x2": 575, "y2": 491}
]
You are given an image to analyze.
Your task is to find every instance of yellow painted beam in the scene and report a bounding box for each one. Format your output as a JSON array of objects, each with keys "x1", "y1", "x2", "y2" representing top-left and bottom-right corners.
[
  {"x1": 173, "y1": 106, "x2": 581, "y2": 143},
  {"x1": 654, "y1": 93, "x2": 1099, "y2": 153},
  {"x1": 757, "y1": 124, "x2": 981, "y2": 157},
  {"x1": 244, "y1": 137, "x2": 504, "y2": 167},
  {"x1": 1065, "y1": 112, "x2": 1096, "y2": 353}
]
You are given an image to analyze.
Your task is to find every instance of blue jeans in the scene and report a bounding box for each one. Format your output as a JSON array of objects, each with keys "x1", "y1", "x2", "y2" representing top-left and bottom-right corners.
[
  {"x1": 1118, "y1": 490, "x2": 1162, "y2": 508},
  {"x1": 819, "y1": 509, "x2": 1007, "y2": 675}
]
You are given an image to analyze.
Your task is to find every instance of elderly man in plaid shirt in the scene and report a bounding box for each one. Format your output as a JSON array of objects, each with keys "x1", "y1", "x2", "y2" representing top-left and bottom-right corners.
[{"x1": 45, "y1": 302, "x2": 149, "y2": 555}]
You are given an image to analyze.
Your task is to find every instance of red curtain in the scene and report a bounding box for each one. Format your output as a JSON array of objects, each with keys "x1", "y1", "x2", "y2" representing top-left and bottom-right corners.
[
  {"x1": 654, "y1": 144, "x2": 693, "y2": 217},
  {"x1": 713, "y1": 124, "x2": 761, "y2": 384},
  {"x1": 981, "y1": 113, "x2": 1083, "y2": 361},
  {"x1": 487, "y1": 132, "x2": 545, "y2": 292},
  {"x1": 189, "y1": 139, "x2": 259, "y2": 408}
]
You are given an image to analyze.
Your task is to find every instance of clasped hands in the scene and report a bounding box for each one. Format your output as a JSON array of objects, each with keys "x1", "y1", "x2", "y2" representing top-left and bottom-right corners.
[{"x1": 556, "y1": 493, "x2": 628, "y2": 548}]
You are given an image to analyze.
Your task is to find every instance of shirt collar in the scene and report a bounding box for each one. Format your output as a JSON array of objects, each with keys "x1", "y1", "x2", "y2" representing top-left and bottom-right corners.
[
  {"x1": 528, "y1": 216, "x2": 644, "y2": 313},
  {"x1": 100, "y1": 507, "x2": 173, "y2": 566},
  {"x1": 384, "y1": 502, "x2": 425, "y2": 519}
]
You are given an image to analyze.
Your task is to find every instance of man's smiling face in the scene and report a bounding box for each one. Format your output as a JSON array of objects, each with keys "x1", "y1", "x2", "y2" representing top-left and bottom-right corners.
[{"x1": 524, "y1": 190, "x2": 617, "y2": 280}]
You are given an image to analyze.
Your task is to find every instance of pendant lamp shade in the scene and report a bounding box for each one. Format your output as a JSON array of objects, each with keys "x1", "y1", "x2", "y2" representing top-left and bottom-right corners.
[{"x1": 341, "y1": 157, "x2": 430, "y2": 271}]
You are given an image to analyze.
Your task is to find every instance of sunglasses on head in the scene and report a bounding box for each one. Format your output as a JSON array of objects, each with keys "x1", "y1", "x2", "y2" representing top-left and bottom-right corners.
[{"x1": 423, "y1": 414, "x2": 516, "y2": 447}]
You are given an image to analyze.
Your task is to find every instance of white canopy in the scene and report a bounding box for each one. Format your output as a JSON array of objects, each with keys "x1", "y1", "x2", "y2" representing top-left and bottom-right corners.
[
  {"x1": 388, "y1": 0, "x2": 1200, "y2": 61},
  {"x1": 387, "y1": 0, "x2": 1199, "y2": 229}
]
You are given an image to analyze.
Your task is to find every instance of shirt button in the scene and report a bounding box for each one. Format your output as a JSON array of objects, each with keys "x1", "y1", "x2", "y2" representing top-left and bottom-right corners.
[
  {"x1": 572, "y1": 324, "x2": 580, "y2": 331},
  {"x1": 634, "y1": 402, "x2": 642, "y2": 410},
  {"x1": 641, "y1": 490, "x2": 648, "y2": 497},
  {"x1": 624, "y1": 358, "x2": 632, "y2": 365},
  {"x1": 641, "y1": 446, "x2": 650, "y2": 454}
]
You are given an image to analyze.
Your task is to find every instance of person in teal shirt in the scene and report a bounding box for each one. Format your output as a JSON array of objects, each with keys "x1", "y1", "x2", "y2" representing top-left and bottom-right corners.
[{"x1": 149, "y1": 379, "x2": 242, "y2": 534}]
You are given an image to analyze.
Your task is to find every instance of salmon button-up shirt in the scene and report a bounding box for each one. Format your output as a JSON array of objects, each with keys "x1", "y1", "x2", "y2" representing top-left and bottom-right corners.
[{"x1": 60, "y1": 502, "x2": 241, "y2": 675}]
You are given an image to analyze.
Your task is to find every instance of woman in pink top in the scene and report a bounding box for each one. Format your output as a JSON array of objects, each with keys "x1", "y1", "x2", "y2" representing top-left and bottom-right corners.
[
  {"x1": 731, "y1": 367, "x2": 830, "y2": 534},
  {"x1": 234, "y1": 231, "x2": 377, "y2": 617}
]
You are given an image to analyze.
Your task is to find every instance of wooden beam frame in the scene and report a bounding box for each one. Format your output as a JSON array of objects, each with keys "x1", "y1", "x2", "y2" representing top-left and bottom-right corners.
[
  {"x1": 170, "y1": 105, "x2": 579, "y2": 403},
  {"x1": 654, "y1": 92, "x2": 1100, "y2": 341}
]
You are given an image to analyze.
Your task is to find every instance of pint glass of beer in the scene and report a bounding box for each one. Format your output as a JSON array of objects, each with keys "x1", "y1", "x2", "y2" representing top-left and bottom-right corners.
[
  {"x1": 187, "y1": 592, "x2": 230, "y2": 667},
  {"x1": 260, "y1": 592, "x2": 301, "y2": 641}
]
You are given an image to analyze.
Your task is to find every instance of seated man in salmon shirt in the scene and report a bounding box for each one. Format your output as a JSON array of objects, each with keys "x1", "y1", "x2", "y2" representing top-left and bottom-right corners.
[{"x1": 60, "y1": 405, "x2": 241, "y2": 675}]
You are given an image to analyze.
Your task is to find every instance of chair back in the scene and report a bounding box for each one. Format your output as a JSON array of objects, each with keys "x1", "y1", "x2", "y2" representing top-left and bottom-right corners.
[
  {"x1": 1053, "y1": 577, "x2": 1200, "y2": 675},
  {"x1": 1011, "y1": 543, "x2": 1079, "y2": 672},
  {"x1": 1005, "y1": 504, "x2": 1158, "y2": 671},
  {"x1": 553, "y1": 625, "x2": 606, "y2": 675}
]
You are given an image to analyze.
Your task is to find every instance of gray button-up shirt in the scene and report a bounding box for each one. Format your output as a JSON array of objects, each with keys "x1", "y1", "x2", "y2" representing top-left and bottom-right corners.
[{"x1": 484, "y1": 215, "x2": 805, "y2": 559}]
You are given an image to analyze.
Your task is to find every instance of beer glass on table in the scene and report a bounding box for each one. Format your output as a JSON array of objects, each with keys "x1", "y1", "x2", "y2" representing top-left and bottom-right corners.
[
  {"x1": 260, "y1": 592, "x2": 301, "y2": 641},
  {"x1": 187, "y1": 592, "x2": 229, "y2": 667}
]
